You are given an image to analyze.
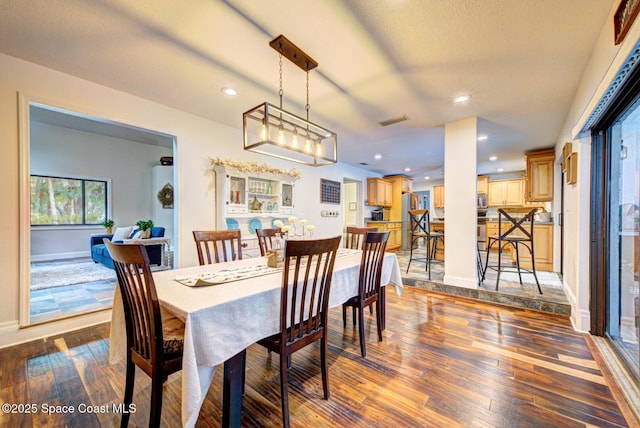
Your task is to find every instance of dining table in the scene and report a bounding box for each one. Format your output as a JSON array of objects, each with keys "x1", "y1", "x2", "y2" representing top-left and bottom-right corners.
[{"x1": 109, "y1": 247, "x2": 403, "y2": 427}]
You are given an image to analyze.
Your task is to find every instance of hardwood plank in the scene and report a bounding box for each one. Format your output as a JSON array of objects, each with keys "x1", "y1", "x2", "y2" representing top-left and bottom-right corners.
[{"x1": 0, "y1": 288, "x2": 634, "y2": 427}]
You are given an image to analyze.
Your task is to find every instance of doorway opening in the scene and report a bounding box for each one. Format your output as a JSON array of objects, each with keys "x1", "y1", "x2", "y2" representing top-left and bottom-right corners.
[{"x1": 20, "y1": 97, "x2": 176, "y2": 326}]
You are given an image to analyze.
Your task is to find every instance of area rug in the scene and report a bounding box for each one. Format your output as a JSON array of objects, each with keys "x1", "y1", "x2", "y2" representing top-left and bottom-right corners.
[
  {"x1": 30, "y1": 260, "x2": 116, "y2": 290},
  {"x1": 498, "y1": 271, "x2": 563, "y2": 288}
]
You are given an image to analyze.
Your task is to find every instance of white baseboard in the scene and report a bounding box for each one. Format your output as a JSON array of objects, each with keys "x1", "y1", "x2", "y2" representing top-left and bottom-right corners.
[
  {"x1": 0, "y1": 311, "x2": 110, "y2": 349},
  {"x1": 563, "y1": 281, "x2": 590, "y2": 332},
  {"x1": 30, "y1": 251, "x2": 90, "y2": 262}
]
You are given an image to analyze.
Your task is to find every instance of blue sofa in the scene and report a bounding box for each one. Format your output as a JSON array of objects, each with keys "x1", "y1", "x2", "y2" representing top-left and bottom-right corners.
[{"x1": 90, "y1": 226, "x2": 165, "y2": 269}]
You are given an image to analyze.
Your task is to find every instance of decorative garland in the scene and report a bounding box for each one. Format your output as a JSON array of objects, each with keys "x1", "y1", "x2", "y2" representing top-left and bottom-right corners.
[{"x1": 209, "y1": 157, "x2": 302, "y2": 180}]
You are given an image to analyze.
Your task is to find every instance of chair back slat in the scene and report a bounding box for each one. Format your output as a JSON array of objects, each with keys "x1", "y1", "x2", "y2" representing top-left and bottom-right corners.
[
  {"x1": 192, "y1": 230, "x2": 242, "y2": 265},
  {"x1": 105, "y1": 240, "x2": 162, "y2": 363},
  {"x1": 345, "y1": 226, "x2": 378, "y2": 249},
  {"x1": 256, "y1": 228, "x2": 283, "y2": 256},
  {"x1": 359, "y1": 232, "x2": 390, "y2": 301},
  {"x1": 280, "y1": 237, "x2": 341, "y2": 347}
]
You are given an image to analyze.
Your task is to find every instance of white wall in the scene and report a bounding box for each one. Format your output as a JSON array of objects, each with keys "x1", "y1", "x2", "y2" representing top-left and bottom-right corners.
[
  {"x1": 554, "y1": 2, "x2": 640, "y2": 331},
  {"x1": 0, "y1": 53, "x2": 373, "y2": 347},
  {"x1": 30, "y1": 121, "x2": 172, "y2": 259}
]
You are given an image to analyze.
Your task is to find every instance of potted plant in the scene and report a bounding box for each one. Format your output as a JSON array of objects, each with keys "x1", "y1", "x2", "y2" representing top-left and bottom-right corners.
[
  {"x1": 136, "y1": 219, "x2": 154, "y2": 238},
  {"x1": 102, "y1": 218, "x2": 114, "y2": 234}
]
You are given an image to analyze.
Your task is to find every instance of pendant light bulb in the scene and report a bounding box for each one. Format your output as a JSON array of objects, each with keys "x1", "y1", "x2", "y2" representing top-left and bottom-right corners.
[
  {"x1": 292, "y1": 128, "x2": 298, "y2": 149},
  {"x1": 305, "y1": 136, "x2": 312, "y2": 154},
  {"x1": 278, "y1": 124, "x2": 286, "y2": 145},
  {"x1": 260, "y1": 118, "x2": 267, "y2": 141},
  {"x1": 315, "y1": 141, "x2": 322, "y2": 157}
]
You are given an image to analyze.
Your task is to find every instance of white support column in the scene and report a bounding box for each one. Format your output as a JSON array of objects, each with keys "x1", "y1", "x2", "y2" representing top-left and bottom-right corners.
[{"x1": 443, "y1": 117, "x2": 478, "y2": 288}]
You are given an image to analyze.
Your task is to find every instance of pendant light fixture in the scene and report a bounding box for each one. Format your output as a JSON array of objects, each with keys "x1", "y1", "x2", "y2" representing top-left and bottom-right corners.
[{"x1": 243, "y1": 35, "x2": 337, "y2": 166}]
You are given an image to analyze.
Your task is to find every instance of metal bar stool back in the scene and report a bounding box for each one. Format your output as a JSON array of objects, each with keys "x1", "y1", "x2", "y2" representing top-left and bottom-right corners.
[
  {"x1": 481, "y1": 207, "x2": 542, "y2": 293},
  {"x1": 406, "y1": 209, "x2": 443, "y2": 279}
]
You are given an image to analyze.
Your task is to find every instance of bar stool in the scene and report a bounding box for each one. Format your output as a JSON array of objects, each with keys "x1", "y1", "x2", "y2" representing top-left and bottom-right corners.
[
  {"x1": 481, "y1": 208, "x2": 542, "y2": 294},
  {"x1": 406, "y1": 209, "x2": 443, "y2": 280}
]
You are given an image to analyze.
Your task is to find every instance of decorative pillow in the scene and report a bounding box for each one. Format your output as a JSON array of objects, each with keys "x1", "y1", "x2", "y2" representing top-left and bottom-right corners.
[
  {"x1": 129, "y1": 228, "x2": 142, "y2": 239},
  {"x1": 112, "y1": 226, "x2": 133, "y2": 242}
]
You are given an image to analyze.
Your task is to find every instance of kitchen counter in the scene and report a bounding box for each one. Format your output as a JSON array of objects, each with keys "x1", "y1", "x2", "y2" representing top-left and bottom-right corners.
[
  {"x1": 486, "y1": 219, "x2": 553, "y2": 225},
  {"x1": 364, "y1": 219, "x2": 402, "y2": 223}
]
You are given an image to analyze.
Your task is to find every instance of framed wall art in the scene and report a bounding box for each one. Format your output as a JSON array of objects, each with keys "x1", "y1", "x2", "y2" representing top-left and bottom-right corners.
[{"x1": 320, "y1": 178, "x2": 341, "y2": 204}]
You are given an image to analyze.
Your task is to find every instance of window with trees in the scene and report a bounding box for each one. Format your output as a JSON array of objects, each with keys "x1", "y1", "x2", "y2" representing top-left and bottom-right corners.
[{"x1": 30, "y1": 175, "x2": 107, "y2": 225}]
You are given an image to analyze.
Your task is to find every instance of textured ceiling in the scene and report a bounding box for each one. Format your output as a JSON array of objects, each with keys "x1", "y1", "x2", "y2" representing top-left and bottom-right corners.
[{"x1": 0, "y1": 0, "x2": 614, "y2": 182}]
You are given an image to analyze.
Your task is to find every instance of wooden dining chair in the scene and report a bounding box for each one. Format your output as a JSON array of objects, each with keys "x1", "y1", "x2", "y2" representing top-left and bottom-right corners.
[
  {"x1": 104, "y1": 240, "x2": 184, "y2": 428},
  {"x1": 345, "y1": 226, "x2": 378, "y2": 249},
  {"x1": 257, "y1": 236, "x2": 341, "y2": 428},
  {"x1": 192, "y1": 230, "x2": 242, "y2": 265},
  {"x1": 342, "y1": 231, "x2": 390, "y2": 357},
  {"x1": 256, "y1": 227, "x2": 283, "y2": 256}
]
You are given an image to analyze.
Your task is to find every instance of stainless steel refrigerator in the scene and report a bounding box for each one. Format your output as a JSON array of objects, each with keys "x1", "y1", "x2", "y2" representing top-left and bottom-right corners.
[{"x1": 401, "y1": 191, "x2": 428, "y2": 250}]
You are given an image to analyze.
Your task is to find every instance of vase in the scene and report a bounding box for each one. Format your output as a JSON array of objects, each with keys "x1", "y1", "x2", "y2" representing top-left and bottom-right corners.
[{"x1": 141, "y1": 229, "x2": 151, "y2": 239}]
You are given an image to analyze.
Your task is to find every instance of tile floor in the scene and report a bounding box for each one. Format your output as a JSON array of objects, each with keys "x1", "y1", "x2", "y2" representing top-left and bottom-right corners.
[
  {"x1": 29, "y1": 260, "x2": 116, "y2": 324},
  {"x1": 395, "y1": 247, "x2": 571, "y2": 315}
]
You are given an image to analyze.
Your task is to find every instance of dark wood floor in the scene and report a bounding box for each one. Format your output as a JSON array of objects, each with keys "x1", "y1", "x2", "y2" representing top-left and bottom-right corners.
[{"x1": 0, "y1": 287, "x2": 632, "y2": 427}]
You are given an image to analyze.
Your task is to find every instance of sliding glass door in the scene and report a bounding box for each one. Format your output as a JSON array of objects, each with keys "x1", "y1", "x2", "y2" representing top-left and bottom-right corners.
[
  {"x1": 592, "y1": 67, "x2": 640, "y2": 382},
  {"x1": 605, "y1": 99, "x2": 640, "y2": 375}
]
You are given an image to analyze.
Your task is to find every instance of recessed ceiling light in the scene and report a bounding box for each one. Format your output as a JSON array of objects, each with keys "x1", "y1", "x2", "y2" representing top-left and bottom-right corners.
[
  {"x1": 424, "y1": 176, "x2": 430, "y2": 180},
  {"x1": 404, "y1": 167, "x2": 411, "y2": 172},
  {"x1": 374, "y1": 154, "x2": 382, "y2": 160},
  {"x1": 497, "y1": 168, "x2": 504, "y2": 173},
  {"x1": 489, "y1": 156, "x2": 497, "y2": 161},
  {"x1": 454, "y1": 95, "x2": 470, "y2": 103},
  {"x1": 478, "y1": 135, "x2": 488, "y2": 141},
  {"x1": 221, "y1": 87, "x2": 237, "y2": 96}
]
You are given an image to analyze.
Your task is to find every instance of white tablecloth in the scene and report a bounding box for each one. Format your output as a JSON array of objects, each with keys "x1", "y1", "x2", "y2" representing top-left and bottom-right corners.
[{"x1": 110, "y1": 250, "x2": 403, "y2": 427}]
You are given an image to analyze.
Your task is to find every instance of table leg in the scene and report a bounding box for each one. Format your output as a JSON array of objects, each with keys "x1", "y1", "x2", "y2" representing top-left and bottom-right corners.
[{"x1": 222, "y1": 349, "x2": 246, "y2": 428}]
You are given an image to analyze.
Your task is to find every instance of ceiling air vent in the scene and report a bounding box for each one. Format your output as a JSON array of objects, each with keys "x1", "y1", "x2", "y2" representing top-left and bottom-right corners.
[{"x1": 378, "y1": 115, "x2": 408, "y2": 127}]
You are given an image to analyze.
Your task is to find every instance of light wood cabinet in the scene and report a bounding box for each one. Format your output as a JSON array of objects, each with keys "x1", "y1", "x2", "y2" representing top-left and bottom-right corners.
[
  {"x1": 433, "y1": 185, "x2": 444, "y2": 209},
  {"x1": 367, "y1": 178, "x2": 393, "y2": 207},
  {"x1": 401, "y1": 177, "x2": 413, "y2": 193},
  {"x1": 387, "y1": 175, "x2": 414, "y2": 221},
  {"x1": 477, "y1": 176, "x2": 489, "y2": 194},
  {"x1": 430, "y1": 223, "x2": 445, "y2": 260},
  {"x1": 509, "y1": 223, "x2": 553, "y2": 271},
  {"x1": 365, "y1": 221, "x2": 402, "y2": 251},
  {"x1": 486, "y1": 221, "x2": 511, "y2": 255},
  {"x1": 488, "y1": 179, "x2": 524, "y2": 207},
  {"x1": 525, "y1": 149, "x2": 555, "y2": 202}
]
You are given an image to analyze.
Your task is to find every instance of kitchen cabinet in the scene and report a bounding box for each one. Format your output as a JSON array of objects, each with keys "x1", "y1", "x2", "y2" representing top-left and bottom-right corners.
[
  {"x1": 509, "y1": 223, "x2": 553, "y2": 271},
  {"x1": 430, "y1": 223, "x2": 445, "y2": 260},
  {"x1": 365, "y1": 221, "x2": 402, "y2": 250},
  {"x1": 433, "y1": 185, "x2": 445, "y2": 209},
  {"x1": 525, "y1": 149, "x2": 555, "y2": 202},
  {"x1": 488, "y1": 179, "x2": 524, "y2": 207},
  {"x1": 486, "y1": 221, "x2": 512, "y2": 255},
  {"x1": 477, "y1": 176, "x2": 489, "y2": 194},
  {"x1": 367, "y1": 178, "x2": 393, "y2": 207},
  {"x1": 386, "y1": 175, "x2": 414, "y2": 220}
]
